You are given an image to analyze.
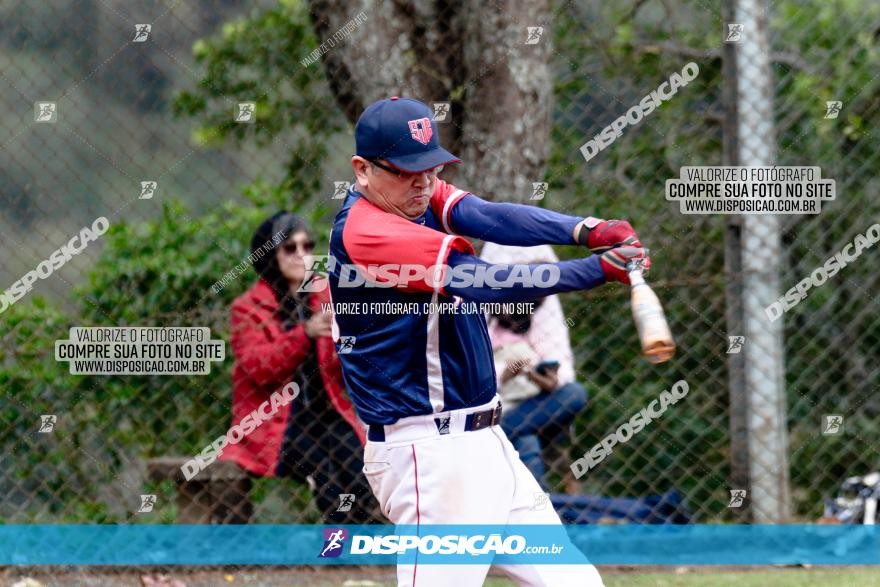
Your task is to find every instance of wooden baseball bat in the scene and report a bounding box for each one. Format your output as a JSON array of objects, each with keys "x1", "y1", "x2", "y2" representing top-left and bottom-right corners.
[{"x1": 628, "y1": 265, "x2": 675, "y2": 364}]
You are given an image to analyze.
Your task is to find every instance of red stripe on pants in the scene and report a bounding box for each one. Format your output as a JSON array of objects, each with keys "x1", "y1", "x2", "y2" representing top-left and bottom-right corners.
[{"x1": 412, "y1": 444, "x2": 420, "y2": 586}]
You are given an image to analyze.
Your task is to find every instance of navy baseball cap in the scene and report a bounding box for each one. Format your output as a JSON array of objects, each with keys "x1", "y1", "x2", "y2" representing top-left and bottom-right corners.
[{"x1": 355, "y1": 97, "x2": 461, "y2": 173}]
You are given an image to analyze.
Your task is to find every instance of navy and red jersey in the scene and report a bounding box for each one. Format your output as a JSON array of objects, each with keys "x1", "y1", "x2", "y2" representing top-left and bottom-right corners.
[{"x1": 328, "y1": 179, "x2": 606, "y2": 425}]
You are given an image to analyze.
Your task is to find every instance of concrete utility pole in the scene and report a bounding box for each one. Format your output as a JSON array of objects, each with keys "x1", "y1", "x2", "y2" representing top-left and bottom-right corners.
[{"x1": 731, "y1": 0, "x2": 791, "y2": 523}]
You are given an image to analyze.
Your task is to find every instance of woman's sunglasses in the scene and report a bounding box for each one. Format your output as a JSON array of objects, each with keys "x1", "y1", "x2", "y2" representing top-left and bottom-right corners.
[{"x1": 280, "y1": 240, "x2": 316, "y2": 255}]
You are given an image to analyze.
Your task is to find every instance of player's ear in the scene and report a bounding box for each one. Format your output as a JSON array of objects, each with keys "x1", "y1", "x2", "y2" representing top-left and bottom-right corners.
[{"x1": 352, "y1": 156, "x2": 371, "y2": 190}]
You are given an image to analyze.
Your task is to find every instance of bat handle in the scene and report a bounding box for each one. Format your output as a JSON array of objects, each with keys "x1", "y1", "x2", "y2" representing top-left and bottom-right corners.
[{"x1": 627, "y1": 268, "x2": 646, "y2": 287}]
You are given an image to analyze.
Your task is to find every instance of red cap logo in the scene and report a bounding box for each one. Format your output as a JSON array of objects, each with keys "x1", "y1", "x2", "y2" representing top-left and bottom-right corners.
[{"x1": 408, "y1": 117, "x2": 433, "y2": 145}]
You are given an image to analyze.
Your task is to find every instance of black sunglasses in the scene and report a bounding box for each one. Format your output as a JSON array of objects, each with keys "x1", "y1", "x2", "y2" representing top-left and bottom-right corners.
[
  {"x1": 280, "y1": 240, "x2": 316, "y2": 255},
  {"x1": 367, "y1": 158, "x2": 444, "y2": 178}
]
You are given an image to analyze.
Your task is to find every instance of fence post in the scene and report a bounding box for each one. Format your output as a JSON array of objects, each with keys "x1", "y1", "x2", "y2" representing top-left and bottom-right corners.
[
  {"x1": 722, "y1": 2, "x2": 751, "y2": 519},
  {"x1": 732, "y1": 0, "x2": 792, "y2": 522}
]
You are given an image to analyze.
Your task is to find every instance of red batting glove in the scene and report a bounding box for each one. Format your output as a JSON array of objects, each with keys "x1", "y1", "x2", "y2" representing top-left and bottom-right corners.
[
  {"x1": 600, "y1": 247, "x2": 651, "y2": 285},
  {"x1": 574, "y1": 218, "x2": 643, "y2": 253}
]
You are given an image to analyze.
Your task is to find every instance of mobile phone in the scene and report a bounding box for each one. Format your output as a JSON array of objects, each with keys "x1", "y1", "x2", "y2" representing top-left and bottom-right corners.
[{"x1": 535, "y1": 360, "x2": 560, "y2": 375}]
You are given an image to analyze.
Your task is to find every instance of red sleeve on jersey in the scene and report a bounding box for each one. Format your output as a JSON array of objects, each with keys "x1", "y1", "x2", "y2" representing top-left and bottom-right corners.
[
  {"x1": 429, "y1": 179, "x2": 470, "y2": 234},
  {"x1": 343, "y1": 197, "x2": 476, "y2": 295}
]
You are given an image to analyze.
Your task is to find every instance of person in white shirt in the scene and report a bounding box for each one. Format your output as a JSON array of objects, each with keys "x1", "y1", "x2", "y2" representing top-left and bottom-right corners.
[{"x1": 481, "y1": 242, "x2": 589, "y2": 489}]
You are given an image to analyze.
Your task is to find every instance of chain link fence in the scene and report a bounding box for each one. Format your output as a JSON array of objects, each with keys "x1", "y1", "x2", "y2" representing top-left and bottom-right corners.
[{"x1": 1, "y1": 0, "x2": 879, "y2": 541}]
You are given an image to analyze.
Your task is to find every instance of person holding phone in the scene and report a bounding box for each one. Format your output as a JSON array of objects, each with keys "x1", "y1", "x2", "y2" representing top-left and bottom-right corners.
[{"x1": 482, "y1": 242, "x2": 590, "y2": 489}]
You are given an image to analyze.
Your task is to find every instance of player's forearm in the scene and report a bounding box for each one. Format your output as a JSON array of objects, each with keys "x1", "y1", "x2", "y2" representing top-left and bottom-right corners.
[
  {"x1": 450, "y1": 194, "x2": 584, "y2": 245},
  {"x1": 444, "y1": 250, "x2": 605, "y2": 303}
]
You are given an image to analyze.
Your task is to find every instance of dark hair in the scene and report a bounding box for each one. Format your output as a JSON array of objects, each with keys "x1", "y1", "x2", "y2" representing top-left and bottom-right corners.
[{"x1": 250, "y1": 211, "x2": 313, "y2": 301}]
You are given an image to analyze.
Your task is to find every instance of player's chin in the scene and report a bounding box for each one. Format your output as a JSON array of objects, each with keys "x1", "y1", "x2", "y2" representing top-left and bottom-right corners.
[{"x1": 406, "y1": 197, "x2": 430, "y2": 215}]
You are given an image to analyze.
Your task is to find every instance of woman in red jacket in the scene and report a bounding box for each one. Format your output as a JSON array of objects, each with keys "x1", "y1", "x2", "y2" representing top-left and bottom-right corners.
[{"x1": 219, "y1": 211, "x2": 379, "y2": 523}]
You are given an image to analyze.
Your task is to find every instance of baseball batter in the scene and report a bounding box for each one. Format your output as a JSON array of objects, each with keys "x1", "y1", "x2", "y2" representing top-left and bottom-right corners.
[{"x1": 327, "y1": 97, "x2": 650, "y2": 586}]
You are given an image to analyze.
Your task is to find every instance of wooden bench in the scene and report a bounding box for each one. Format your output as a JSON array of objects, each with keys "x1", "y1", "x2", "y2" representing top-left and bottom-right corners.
[{"x1": 146, "y1": 457, "x2": 253, "y2": 524}]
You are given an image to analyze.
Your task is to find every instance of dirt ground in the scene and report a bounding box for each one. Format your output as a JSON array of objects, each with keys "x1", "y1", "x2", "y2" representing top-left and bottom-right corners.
[{"x1": 5, "y1": 566, "x2": 397, "y2": 587}]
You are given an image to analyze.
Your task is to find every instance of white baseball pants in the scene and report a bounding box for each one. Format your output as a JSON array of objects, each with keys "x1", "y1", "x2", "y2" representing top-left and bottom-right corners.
[{"x1": 362, "y1": 398, "x2": 605, "y2": 587}]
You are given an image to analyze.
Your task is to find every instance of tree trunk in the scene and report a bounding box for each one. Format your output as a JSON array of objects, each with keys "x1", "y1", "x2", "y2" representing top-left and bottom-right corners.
[{"x1": 307, "y1": 0, "x2": 552, "y2": 201}]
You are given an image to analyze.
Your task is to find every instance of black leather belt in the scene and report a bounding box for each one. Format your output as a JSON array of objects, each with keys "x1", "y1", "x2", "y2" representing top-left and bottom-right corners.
[{"x1": 368, "y1": 404, "x2": 502, "y2": 442}]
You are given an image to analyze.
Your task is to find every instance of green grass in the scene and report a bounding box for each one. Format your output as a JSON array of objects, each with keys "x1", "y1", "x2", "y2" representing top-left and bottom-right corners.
[
  {"x1": 605, "y1": 568, "x2": 880, "y2": 586},
  {"x1": 470, "y1": 568, "x2": 880, "y2": 587}
]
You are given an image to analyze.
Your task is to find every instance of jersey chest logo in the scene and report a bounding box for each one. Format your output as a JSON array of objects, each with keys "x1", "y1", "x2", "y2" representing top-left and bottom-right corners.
[{"x1": 408, "y1": 117, "x2": 433, "y2": 145}]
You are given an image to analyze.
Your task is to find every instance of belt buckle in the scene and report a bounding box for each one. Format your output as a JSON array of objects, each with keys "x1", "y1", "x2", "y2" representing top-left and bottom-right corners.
[
  {"x1": 490, "y1": 405, "x2": 501, "y2": 426},
  {"x1": 435, "y1": 415, "x2": 451, "y2": 435}
]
